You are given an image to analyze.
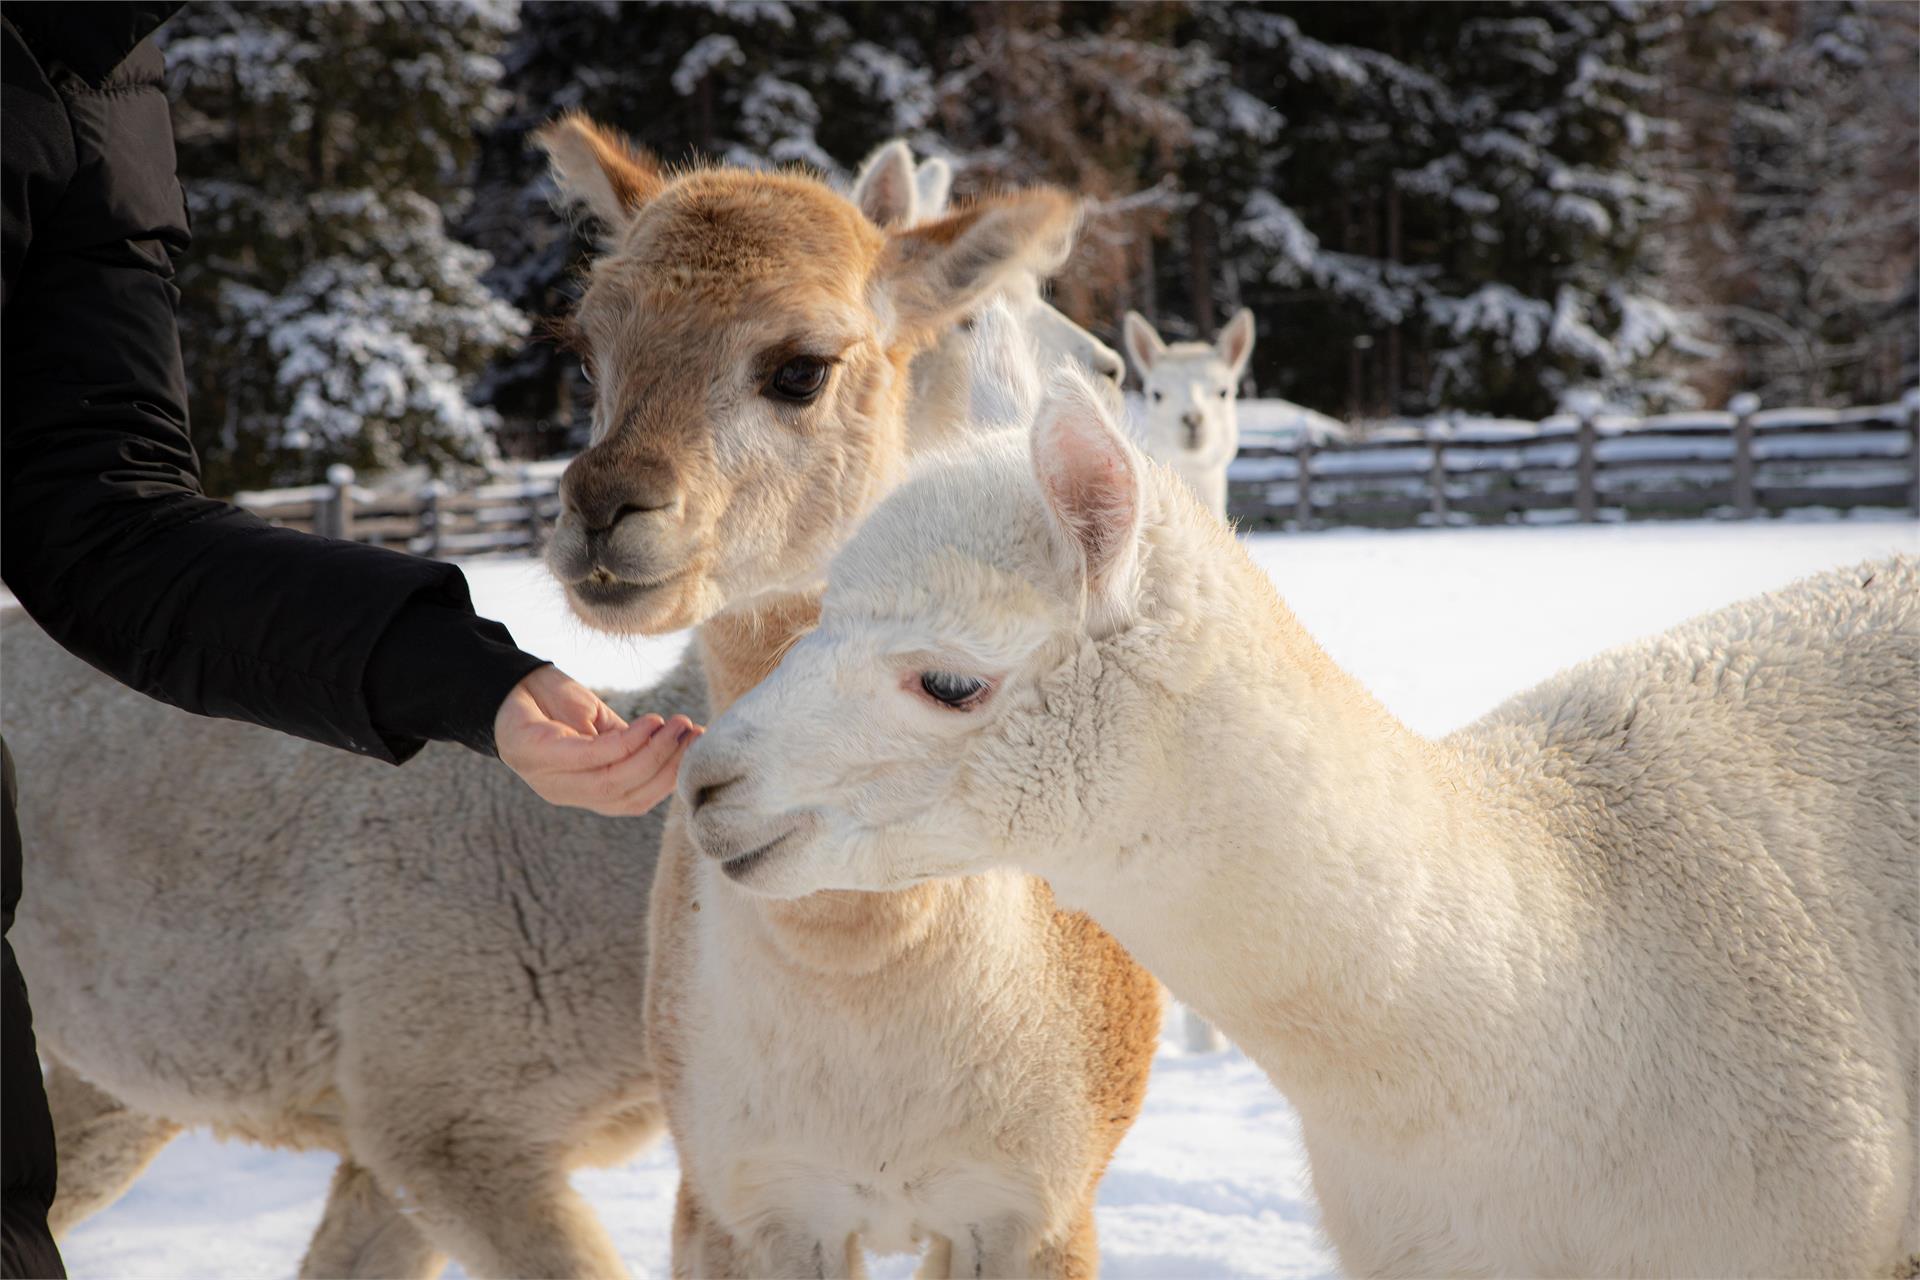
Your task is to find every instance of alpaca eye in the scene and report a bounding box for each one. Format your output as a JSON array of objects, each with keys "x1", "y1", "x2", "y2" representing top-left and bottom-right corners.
[
  {"x1": 919, "y1": 671, "x2": 990, "y2": 710},
  {"x1": 1151, "y1": 390, "x2": 1163, "y2": 403},
  {"x1": 767, "y1": 356, "x2": 829, "y2": 404},
  {"x1": 1218, "y1": 388, "x2": 1229, "y2": 399}
]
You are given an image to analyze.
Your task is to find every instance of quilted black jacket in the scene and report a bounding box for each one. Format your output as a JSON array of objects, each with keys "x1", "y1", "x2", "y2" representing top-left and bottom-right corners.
[{"x1": 0, "y1": 5, "x2": 545, "y2": 764}]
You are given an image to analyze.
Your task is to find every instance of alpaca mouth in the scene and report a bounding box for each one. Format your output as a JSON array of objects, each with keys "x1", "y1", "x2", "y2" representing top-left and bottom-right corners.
[
  {"x1": 571, "y1": 564, "x2": 690, "y2": 609},
  {"x1": 1183, "y1": 426, "x2": 1202, "y2": 451},
  {"x1": 705, "y1": 810, "x2": 824, "y2": 890},
  {"x1": 719, "y1": 826, "x2": 806, "y2": 884}
]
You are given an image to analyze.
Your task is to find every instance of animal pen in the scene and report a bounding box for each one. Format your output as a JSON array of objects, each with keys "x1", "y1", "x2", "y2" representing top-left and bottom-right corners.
[{"x1": 235, "y1": 395, "x2": 1920, "y2": 557}]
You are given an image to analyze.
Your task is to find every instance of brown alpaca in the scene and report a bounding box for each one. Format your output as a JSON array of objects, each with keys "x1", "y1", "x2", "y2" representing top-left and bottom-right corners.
[{"x1": 537, "y1": 114, "x2": 1160, "y2": 1278}]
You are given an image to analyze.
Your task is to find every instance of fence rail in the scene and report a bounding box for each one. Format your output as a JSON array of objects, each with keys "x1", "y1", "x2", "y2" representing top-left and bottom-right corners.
[
  {"x1": 234, "y1": 463, "x2": 565, "y2": 559},
  {"x1": 1228, "y1": 395, "x2": 1920, "y2": 530},
  {"x1": 232, "y1": 397, "x2": 1920, "y2": 558}
]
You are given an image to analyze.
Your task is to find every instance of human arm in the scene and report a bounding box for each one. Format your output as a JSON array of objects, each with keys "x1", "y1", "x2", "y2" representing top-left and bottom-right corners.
[{"x1": 1, "y1": 17, "x2": 696, "y2": 810}]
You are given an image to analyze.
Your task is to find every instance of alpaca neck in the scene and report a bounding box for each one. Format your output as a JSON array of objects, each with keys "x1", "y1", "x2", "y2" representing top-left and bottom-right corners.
[{"x1": 1054, "y1": 522, "x2": 1556, "y2": 1142}]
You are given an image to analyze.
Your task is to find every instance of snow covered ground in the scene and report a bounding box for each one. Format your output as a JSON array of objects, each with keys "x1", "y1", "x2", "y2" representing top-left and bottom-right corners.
[{"x1": 50, "y1": 514, "x2": 1918, "y2": 1279}]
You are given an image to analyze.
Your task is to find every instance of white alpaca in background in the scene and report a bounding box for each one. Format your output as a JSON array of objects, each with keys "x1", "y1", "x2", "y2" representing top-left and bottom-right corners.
[
  {"x1": 680, "y1": 316, "x2": 1919, "y2": 1277},
  {"x1": 853, "y1": 141, "x2": 1125, "y2": 453},
  {"x1": 1122, "y1": 308, "x2": 1253, "y2": 518}
]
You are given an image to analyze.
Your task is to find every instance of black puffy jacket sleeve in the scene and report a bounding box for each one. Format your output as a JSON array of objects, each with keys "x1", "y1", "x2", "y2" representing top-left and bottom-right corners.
[{"x1": 0, "y1": 15, "x2": 546, "y2": 762}]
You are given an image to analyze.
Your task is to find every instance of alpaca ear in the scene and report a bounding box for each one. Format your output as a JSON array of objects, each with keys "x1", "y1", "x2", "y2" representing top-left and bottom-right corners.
[
  {"x1": 534, "y1": 112, "x2": 665, "y2": 230},
  {"x1": 852, "y1": 140, "x2": 918, "y2": 229},
  {"x1": 876, "y1": 188, "x2": 1079, "y2": 343},
  {"x1": 1122, "y1": 311, "x2": 1165, "y2": 378},
  {"x1": 1031, "y1": 365, "x2": 1142, "y2": 601},
  {"x1": 913, "y1": 156, "x2": 953, "y2": 216},
  {"x1": 1216, "y1": 307, "x2": 1255, "y2": 376}
]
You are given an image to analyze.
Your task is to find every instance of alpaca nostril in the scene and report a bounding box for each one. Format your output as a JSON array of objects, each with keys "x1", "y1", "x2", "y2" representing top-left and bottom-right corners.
[
  {"x1": 559, "y1": 455, "x2": 681, "y2": 532},
  {"x1": 693, "y1": 774, "x2": 743, "y2": 813},
  {"x1": 579, "y1": 500, "x2": 672, "y2": 538},
  {"x1": 614, "y1": 499, "x2": 670, "y2": 522}
]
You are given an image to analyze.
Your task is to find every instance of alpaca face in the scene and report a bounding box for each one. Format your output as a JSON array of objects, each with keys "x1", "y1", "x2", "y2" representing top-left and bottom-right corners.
[
  {"x1": 1001, "y1": 272, "x2": 1126, "y2": 387},
  {"x1": 1123, "y1": 310, "x2": 1255, "y2": 474},
  {"x1": 534, "y1": 116, "x2": 1079, "y2": 634},
  {"x1": 682, "y1": 365, "x2": 1155, "y2": 899}
]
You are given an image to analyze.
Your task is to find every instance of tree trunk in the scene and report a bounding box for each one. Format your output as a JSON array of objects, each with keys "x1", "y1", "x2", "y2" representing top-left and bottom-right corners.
[
  {"x1": 1187, "y1": 204, "x2": 1215, "y2": 334},
  {"x1": 1386, "y1": 184, "x2": 1404, "y2": 414}
]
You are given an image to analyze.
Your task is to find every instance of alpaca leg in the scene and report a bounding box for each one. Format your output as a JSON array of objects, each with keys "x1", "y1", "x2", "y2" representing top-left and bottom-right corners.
[
  {"x1": 1023, "y1": 1201, "x2": 1099, "y2": 1280},
  {"x1": 940, "y1": 1214, "x2": 1081, "y2": 1280},
  {"x1": 671, "y1": 1177, "x2": 862, "y2": 1280},
  {"x1": 745, "y1": 1226, "x2": 861, "y2": 1279},
  {"x1": 43, "y1": 1062, "x2": 180, "y2": 1237},
  {"x1": 299, "y1": 1160, "x2": 445, "y2": 1280},
  {"x1": 671, "y1": 1178, "x2": 752, "y2": 1280},
  {"x1": 913, "y1": 1234, "x2": 953, "y2": 1279},
  {"x1": 357, "y1": 1121, "x2": 626, "y2": 1280}
]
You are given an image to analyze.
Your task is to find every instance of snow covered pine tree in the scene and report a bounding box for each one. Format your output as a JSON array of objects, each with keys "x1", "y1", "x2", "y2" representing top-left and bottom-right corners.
[{"x1": 160, "y1": 1, "x2": 528, "y2": 492}]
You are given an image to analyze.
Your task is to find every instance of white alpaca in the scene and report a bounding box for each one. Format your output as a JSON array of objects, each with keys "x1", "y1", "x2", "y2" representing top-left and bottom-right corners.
[
  {"x1": 1, "y1": 136, "x2": 1131, "y2": 1278},
  {"x1": 1121, "y1": 308, "x2": 1253, "y2": 518},
  {"x1": 850, "y1": 142, "x2": 1125, "y2": 454},
  {"x1": 682, "y1": 339, "x2": 1920, "y2": 1276}
]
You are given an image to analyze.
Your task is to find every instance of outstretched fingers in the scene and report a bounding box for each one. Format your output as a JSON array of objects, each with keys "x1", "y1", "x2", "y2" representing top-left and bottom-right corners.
[
  {"x1": 494, "y1": 665, "x2": 704, "y2": 815},
  {"x1": 534, "y1": 714, "x2": 701, "y2": 817},
  {"x1": 612, "y1": 718, "x2": 703, "y2": 815}
]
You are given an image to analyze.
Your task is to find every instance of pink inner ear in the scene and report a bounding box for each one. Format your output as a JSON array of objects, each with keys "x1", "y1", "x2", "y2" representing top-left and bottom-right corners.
[
  {"x1": 857, "y1": 149, "x2": 916, "y2": 228},
  {"x1": 1124, "y1": 313, "x2": 1162, "y2": 374},
  {"x1": 1050, "y1": 459, "x2": 1135, "y2": 582},
  {"x1": 1037, "y1": 388, "x2": 1138, "y2": 585},
  {"x1": 1219, "y1": 311, "x2": 1255, "y2": 369}
]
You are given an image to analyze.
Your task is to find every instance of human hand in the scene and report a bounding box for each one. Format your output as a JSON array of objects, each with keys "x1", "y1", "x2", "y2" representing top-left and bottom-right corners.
[{"x1": 494, "y1": 665, "x2": 702, "y2": 816}]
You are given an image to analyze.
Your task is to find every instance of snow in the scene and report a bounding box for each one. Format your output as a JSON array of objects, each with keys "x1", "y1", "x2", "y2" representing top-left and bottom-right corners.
[
  {"x1": 236, "y1": 192, "x2": 527, "y2": 468},
  {"x1": 49, "y1": 516, "x2": 1920, "y2": 1278},
  {"x1": 671, "y1": 34, "x2": 745, "y2": 95},
  {"x1": 459, "y1": 557, "x2": 692, "y2": 693},
  {"x1": 1429, "y1": 283, "x2": 1552, "y2": 357}
]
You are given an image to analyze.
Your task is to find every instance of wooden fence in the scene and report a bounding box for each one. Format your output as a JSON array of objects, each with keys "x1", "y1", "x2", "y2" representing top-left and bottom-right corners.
[
  {"x1": 233, "y1": 397, "x2": 1920, "y2": 558},
  {"x1": 1229, "y1": 395, "x2": 1920, "y2": 530},
  {"x1": 234, "y1": 460, "x2": 571, "y2": 559}
]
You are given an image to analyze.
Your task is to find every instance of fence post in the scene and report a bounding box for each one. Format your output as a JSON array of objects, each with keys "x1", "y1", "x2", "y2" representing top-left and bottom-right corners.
[
  {"x1": 520, "y1": 465, "x2": 544, "y2": 553},
  {"x1": 1729, "y1": 392, "x2": 1759, "y2": 518},
  {"x1": 1294, "y1": 431, "x2": 1315, "y2": 531},
  {"x1": 1568, "y1": 392, "x2": 1599, "y2": 523},
  {"x1": 323, "y1": 464, "x2": 356, "y2": 541},
  {"x1": 418, "y1": 480, "x2": 444, "y2": 559},
  {"x1": 1905, "y1": 387, "x2": 1920, "y2": 516},
  {"x1": 1426, "y1": 416, "x2": 1450, "y2": 524}
]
